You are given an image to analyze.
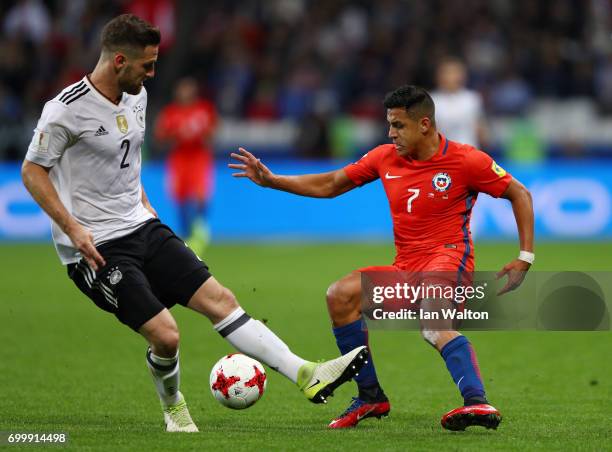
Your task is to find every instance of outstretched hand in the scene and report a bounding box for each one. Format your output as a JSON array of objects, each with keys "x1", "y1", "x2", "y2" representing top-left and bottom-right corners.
[
  {"x1": 496, "y1": 259, "x2": 531, "y2": 295},
  {"x1": 228, "y1": 147, "x2": 274, "y2": 187}
]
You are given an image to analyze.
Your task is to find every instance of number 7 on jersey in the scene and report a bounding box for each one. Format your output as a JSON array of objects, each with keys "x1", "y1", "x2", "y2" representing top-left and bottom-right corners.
[{"x1": 407, "y1": 188, "x2": 419, "y2": 213}]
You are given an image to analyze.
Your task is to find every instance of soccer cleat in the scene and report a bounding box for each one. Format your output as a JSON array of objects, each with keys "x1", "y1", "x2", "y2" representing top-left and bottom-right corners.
[
  {"x1": 186, "y1": 218, "x2": 211, "y2": 256},
  {"x1": 298, "y1": 346, "x2": 369, "y2": 404},
  {"x1": 441, "y1": 403, "x2": 501, "y2": 431},
  {"x1": 163, "y1": 392, "x2": 199, "y2": 432},
  {"x1": 328, "y1": 397, "x2": 391, "y2": 428}
]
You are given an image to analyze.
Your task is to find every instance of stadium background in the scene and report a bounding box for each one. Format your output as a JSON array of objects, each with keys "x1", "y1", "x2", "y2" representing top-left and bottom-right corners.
[{"x1": 1, "y1": 1, "x2": 610, "y2": 450}]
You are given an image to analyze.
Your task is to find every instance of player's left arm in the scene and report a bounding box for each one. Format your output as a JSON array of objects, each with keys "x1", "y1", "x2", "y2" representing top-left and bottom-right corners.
[
  {"x1": 141, "y1": 186, "x2": 158, "y2": 218},
  {"x1": 497, "y1": 178, "x2": 534, "y2": 295}
]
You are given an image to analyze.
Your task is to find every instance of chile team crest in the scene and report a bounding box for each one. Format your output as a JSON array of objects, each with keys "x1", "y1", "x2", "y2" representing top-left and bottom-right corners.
[{"x1": 432, "y1": 172, "x2": 452, "y2": 192}]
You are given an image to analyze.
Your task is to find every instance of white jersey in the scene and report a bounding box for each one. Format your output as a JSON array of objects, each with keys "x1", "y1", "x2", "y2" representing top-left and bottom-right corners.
[
  {"x1": 26, "y1": 76, "x2": 154, "y2": 264},
  {"x1": 430, "y1": 88, "x2": 483, "y2": 147}
]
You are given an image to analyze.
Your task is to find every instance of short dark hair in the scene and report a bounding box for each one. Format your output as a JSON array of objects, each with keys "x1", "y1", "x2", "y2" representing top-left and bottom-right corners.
[
  {"x1": 383, "y1": 85, "x2": 436, "y2": 124},
  {"x1": 101, "y1": 14, "x2": 161, "y2": 54}
]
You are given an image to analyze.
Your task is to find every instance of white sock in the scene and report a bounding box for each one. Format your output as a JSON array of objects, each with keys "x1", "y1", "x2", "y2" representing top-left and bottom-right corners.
[
  {"x1": 214, "y1": 307, "x2": 307, "y2": 383},
  {"x1": 146, "y1": 347, "x2": 181, "y2": 407}
]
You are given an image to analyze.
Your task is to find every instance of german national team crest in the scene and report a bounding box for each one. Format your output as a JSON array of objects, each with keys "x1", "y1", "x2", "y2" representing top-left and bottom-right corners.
[
  {"x1": 108, "y1": 266, "x2": 123, "y2": 285},
  {"x1": 116, "y1": 115, "x2": 129, "y2": 134},
  {"x1": 432, "y1": 172, "x2": 452, "y2": 192},
  {"x1": 133, "y1": 104, "x2": 145, "y2": 128}
]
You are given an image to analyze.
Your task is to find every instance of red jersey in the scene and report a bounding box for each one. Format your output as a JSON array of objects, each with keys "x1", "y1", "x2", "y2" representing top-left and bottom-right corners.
[
  {"x1": 155, "y1": 100, "x2": 217, "y2": 201},
  {"x1": 344, "y1": 134, "x2": 512, "y2": 265},
  {"x1": 155, "y1": 100, "x2": 217, "y2": 154}
]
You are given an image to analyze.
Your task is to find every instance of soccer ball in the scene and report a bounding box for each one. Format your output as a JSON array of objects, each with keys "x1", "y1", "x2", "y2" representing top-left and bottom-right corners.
[{"x1": 209, "y1": 353, "x2": 267, "y2": 409}]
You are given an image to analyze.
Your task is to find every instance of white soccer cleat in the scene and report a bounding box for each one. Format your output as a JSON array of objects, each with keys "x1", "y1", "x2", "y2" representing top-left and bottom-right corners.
[
  {"x1": 299, "y1": 346, "x2": 369, "y2": 403},
  {"x1": 163, "y1": 392, "x2": 199, "y2": 432}
]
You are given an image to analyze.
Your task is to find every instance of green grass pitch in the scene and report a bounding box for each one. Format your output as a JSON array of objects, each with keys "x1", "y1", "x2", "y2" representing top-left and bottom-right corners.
[{"x1": 1, "y1": 242, "x2": 610, "y2": 451}]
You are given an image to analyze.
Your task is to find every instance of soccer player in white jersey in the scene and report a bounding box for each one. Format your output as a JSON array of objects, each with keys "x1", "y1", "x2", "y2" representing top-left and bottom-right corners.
[
  {"x1": 21, "y1": 14, "x2": 368, "y2": 433},
  {"x1": 430, "y1": 57, "x2": 488, "y2": 147}
]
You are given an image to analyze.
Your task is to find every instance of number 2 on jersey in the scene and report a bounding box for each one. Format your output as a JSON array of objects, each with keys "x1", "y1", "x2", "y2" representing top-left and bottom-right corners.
[
  {"x1": 120, "y1": 139, "x2": 130, "y2": 169},
  {"x1": 407, "y1": 188, "x2": 419, "y2": 213}
]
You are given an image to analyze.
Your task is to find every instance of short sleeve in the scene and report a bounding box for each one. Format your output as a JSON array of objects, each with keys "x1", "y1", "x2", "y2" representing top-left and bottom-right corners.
[
  {"x1": 343, "y1": 145, "x2": 386, "y2": 186},
  {"x1": 25, "y1": 100, "x2": 76, "y2": 168},
  {"x1": 465, "y1": 148, "x2": 512, "y2": 197}
]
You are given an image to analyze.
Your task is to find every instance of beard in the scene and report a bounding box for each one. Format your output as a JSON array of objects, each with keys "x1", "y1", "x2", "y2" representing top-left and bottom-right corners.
[
  {"x1": 119, "y1": 78, "x2": 143, "y2": 95},
  {"x1": 118, "y1": 68, "x2": 143, "y2": 95}
]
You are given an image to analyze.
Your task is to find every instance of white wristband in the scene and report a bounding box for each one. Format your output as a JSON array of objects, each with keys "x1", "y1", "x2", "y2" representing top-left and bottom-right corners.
[{"x1": 518, "y1": 251, "x2": 535, "y2": 264}]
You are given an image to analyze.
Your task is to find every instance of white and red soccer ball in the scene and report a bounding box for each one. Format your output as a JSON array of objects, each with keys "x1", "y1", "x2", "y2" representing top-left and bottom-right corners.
[{"x1": 209, "y1": 353, "x2": 267, "y2": 409}]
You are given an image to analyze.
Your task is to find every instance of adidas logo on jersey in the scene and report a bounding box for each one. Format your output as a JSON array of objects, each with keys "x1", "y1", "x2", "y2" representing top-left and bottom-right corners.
[{"x1": 94, "y1": 125, "x2": 109, "y2": 136}]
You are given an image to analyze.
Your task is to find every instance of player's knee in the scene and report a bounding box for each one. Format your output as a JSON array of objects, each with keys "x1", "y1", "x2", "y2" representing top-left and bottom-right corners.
[
  {"x1": 162, "y1": 329, "x2": 180, "y2": 355},
  {"x1": 208, "y1": 283, "x2": 239, "y2": 315},
  {"x1": 151, "y1": 325, "x2": 180, "y2": 356},
  {"x1": 187, "y1": 277, "x2": 241, "y2": 323},
  {"x1": 219, "y1": 286, "x2": 239, "y2": 311},
  {"x1": 326, "y1": 279, "x2": 358, "y2": 314},
  {"x1": 325, "y1": 281, "x2": 343, "y2": 310}
]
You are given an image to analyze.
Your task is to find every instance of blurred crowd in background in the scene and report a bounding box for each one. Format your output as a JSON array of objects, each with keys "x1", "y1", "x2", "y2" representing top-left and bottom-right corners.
[{"x1": 1, "y1": 0, "x2": 611, "y2": 161}]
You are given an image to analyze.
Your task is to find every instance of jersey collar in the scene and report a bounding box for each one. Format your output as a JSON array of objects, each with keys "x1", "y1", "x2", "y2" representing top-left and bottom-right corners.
[
  {"x1": 421, "y1": 133, "x2": 448, "y2": 161},
  {"x1": 84, "y1": 75, "x2": 125, "y2": 107},
  {"x1": 438, "y1": 133, "x2": 449, "y2": 157},
  {"x1": 398, "y1": 133, "x2": 448, "y2": 165}
]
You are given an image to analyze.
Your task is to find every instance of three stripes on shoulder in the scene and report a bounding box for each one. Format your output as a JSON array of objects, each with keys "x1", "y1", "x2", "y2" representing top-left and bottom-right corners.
[{"x1": 59, "y1": 81, "x2": 90, "y2": 105}]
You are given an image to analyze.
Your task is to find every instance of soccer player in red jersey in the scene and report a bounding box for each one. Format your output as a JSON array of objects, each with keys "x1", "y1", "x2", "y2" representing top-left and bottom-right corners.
[
  {"x1": 155, "y1": 77, "x2": 217, "y2": 252},
  {"x1": 229, "y1": 85, "x2": 534, "y2": 430}
]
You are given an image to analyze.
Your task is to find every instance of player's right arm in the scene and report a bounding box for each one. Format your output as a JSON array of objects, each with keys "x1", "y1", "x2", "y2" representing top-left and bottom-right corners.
[
  {"x1": 22, "y1": 161, "x2": 105, "y2": 270},
  {"x1": 21, "y1": 100, "x2": 105, "y2": 270},
  {"x1": 229, "y1": 147, "x2": 357, "y2": 198}
]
